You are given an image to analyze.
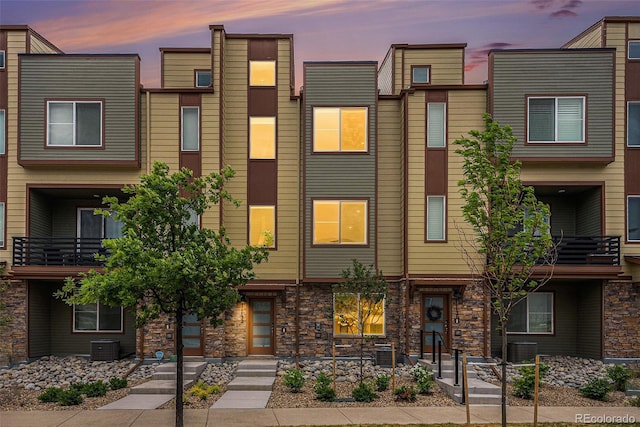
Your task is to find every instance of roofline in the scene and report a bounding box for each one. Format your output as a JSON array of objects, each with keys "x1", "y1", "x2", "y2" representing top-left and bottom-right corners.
[
  {"x1": 159, "y1": 47, "x2": 211, "y2": 53},
  {"x1": 19, "y1": 53, "x2": 141, "y2": 59},
  {"x1": 0, "y1": 25, "x2": 63, "y2": 53},
  {"x1": 562, "y1": 16, "x2": 640, "y2": 48},
  {"x1": 490, "y1": 47, "x2": 615, "y2": 54},
  {"x1": 390, "y1": 43, "x2": 467, "y2": 50},
  {"x1": 304, "y1": 61, "x2": 378, "y2": 65}
]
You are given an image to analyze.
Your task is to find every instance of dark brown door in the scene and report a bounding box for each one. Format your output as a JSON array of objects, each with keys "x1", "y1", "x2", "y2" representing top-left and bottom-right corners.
[
  {"x1": 422, "y1": 294, "x2": 449, "y2": 355},
  {"x1": 182, "y1": 313, "x2": 204, "y2": 356},
  {"x1": 248, "y1": 298, "x2": 274, "y2": 355}
]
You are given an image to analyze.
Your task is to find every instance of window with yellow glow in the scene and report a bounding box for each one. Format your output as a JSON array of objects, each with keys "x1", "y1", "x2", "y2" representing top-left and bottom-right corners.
[
  {"x1": 249, "y1": 61, "x2": 276, "y2": 86},
  {"x1": 249, "y1": 205, "x2": 275, "y2": 247},
  {"x1": 334, "y1": 293, "x2": 385, "y2": 336},
  {"x1": 250, "y1": 117, "x2": 276, "y2": 159},
  {"x1": 313, "y1": 200, "x2": 367, "y2": 244},
  {"x1": 313, "y1": 107, "x2": 367, "y2": 152}
]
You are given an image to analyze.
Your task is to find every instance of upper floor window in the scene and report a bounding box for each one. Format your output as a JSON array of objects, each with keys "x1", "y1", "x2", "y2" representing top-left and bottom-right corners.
[
  {"x1": 78, "y1": 208, "x2": 123, "y2": 239},
  {"x1": 47, "y1": 101, "x2": 102, "y2": 147},
  {"x1": 181, "y1": 107, "x2": 199, "y2": 151},
  {"x1": 313, "y1": 107, "x2": 367, "y2": 152},
  {"x1": 313, "y1": 200, "x2": 367, "y2": 245},
  {"x1": 333, "y1": 293, "x2": 385, "y2": 336},
  {"x1": 426, "y1": 196, "x2": 446, "y2": 241},
  {"x1": 0, "y1": 110, "x2": 5, "y2": 155},
  {"x1": 249, "y1": 117, "x2": 276, "y2": 159},
  {"x1": 195, "y1": 70, "x2": 212, "y2": 88},
  {"x1": 74, "y1": 303, "x2": 123, "y2": 332},
  {"x1": 0, "y1": 50, "x2": 5, "y2": 69},
  {"x1": 427, "y1": 103, "x2": 446, "y2": 147},
  {"x1": 412, "y1": 65, "x2": 430, "y2": 84},
  {"x1": 249, "y1": 205, "x2": 275, "y2": 247},
  {"x1": 628, "y1": 102, "x2": 640, "y2": 147},
  {"x1": 249, "y1": 60, "x2": 276, "y2": 86},
  {"x1": 628, "y1": 196, "x2": 640, "y2": 242},
  {"x1": 528, "y1": 96, "x2": 584, "y2": 143},
  {"x1": 629, "y1": 41, "x2": 640, "y2": 59},
  {"x1": 507, "y1": 292, "x2": 553, "y2": 334}
]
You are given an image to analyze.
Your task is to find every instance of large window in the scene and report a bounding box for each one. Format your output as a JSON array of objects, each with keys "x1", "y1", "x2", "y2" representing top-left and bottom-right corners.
[
  {"x1": 313, "y1": 200, "x2": 367, "y2": 245},
  {"x1": 74, "y1": 303, "x2": 122, "y2": 332},
  {"x1": 528, "y1": 96, "x2": 585, "y2": 143},
  {"x1": 412, "y1": 65, "x2": 430, "y2": 84},
  {"x1": 508, "y1": 293, "x2": 553, "y2": 334},
  {"x1": 47, "y1": 101, "x2": 102, "y2": 146},
  {"x1": 249, "y1": 205, "x2": 275, "y2": 247},
  {"x1": 628, "y1": 196, "x2": 640, "y2": 242},
  {"x1": 249, "y1": 117, "x2": 276, "y2": 159},
  {"x1": 0, "y1": 110, "x2": 5, "y2": 154},
  {"x1": 628, "y1": 102, "x2": 640, "y2": 147},
  {"x1": 426, "y1": 196, "x2": 445, "y2": 241},
  {"x1": 313, "y1": 107, "x2": 367, "y2": 152},
  {"x1": 195, "y1": 70, "x2": 212, "y2": 88},
  {"x1": 181, "y1": 107, "x2": 199, "y2": 151},
  {"x1": 334, "y1": 293, "x2": 385, "y2": 336},
  {"x1": 78, "y1": 208, "x2": 123, "y2": 239},
  {"x1": 427, "y1": 103, "x2": 446, "y2": 147},
  {"x1": 249, "y1": 60, "x2": 276, "y2": 86},
  {"x1": 629, "y1": 41, "x2": 640, "y2": 59}
]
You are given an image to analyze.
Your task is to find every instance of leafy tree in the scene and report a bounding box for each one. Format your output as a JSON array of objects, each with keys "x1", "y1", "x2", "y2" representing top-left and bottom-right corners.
[
  {"x1": 454, "y1": 114, "x2": 555, "y2": 427},
  {"x1": 333, "y1": 259, "x2": 388, "y2": 384},
  {"x1": 57, "y1": 162, "x2": 268, "y2": 427}
]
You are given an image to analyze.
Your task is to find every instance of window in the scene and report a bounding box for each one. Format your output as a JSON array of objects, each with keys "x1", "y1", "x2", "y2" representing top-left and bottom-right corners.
[
  {"x1": 249, "y1": 60, "x2": 276, "y2": 86},
  {"x1": 47, "y1": 101, "x2": 102, "y2": 146},
  {"x1": 78, "y1": 208, "x2": 123, "y2": 239},
  {"x1": 249, "y1": 117, "x2": 276, "y2": 159},
  {"x1": 628, "y1": 102, "x2": 640, "y2": 147},
  {"x1": 508, "y1": 293, "x2": 553, "y2": 334},
  {"x1": 0, "y1": 50, "x2": 4, "y2": 69},
  {"x1": 427, "y1": 103, "x2": 446, "y2": 147},
  {"x1": 0, "y1": 202, "x2": 4, "y2": 247},
  {"x1": 181, "y1": 107, "x2": 199, "y2": 151},
  {"x1": 412, "y1": 65, "x2": 429, "y2": 84},
  {"x1": 528, "y1": 96, "x2": 584, "y2": 143},
  {"x1": 313, "y1": 200, "x2": 367, "y2": 245},
  {"x1": 249, "y1": 205, "x2": 275, "y2": 247},
  {"x1": 334, "y1": 293, "x2": 384, "y2": 336},
  {"x1": 313, "y1": 107, "x2": 367, "y2": 152},
  {"x1": 426, "y1": 196, "x2": 445, "y2": 241},
  {"x1": 0, "y1": 110, "x2": 5, "y2": 154},
  {"x1": 629, "y1": 41, "x2": 640, "y2": 59},
  {"x1": 628, "y1": 196, "x2": 640, "y2": 242},
  {"x1": 195, "y1": 70, "x2": 211, "y2": 88},
  {"x1": 73, "y1": 303, "x2": 123, "y2": 332}
]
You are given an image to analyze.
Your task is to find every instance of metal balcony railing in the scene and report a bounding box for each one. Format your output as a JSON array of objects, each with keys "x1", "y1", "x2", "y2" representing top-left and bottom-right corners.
[
  {"x1": 553, "y1": 235, "x2": 620, "y2": 265},
  {"x1": 12, "y1": 237, "x2": 109, "y2": 267}
]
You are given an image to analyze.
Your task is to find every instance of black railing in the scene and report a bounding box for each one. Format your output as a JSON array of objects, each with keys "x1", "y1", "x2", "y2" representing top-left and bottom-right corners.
[
  {"x1": 553, "y1": 235, "x2": 620, "y2": 265},
  {"x1": 420, "y1": 329, "x2": 461, "y2": 385},
  {"x1": 13, "y1": 237, "x2": 108, "y2": 267}
]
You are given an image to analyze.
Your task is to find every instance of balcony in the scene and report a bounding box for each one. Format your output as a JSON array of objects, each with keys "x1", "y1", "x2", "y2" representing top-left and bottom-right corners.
[
  {"x1": 553, "y1": 235, "x2": 620, "y2": 265},
  {"x1": 12, "y1": 237, "x2": 108, "y2": 267}
]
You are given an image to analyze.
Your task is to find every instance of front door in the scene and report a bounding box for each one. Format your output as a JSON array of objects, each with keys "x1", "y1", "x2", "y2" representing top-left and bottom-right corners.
[
  {"x1": 182, "y1": 313, "x2": 204, "y2": 356},
  {"x1": 422, "y1": 294, "x2": 450, "y2": 355},
  {"x1": 248, "y1": 298, "x2": 275, "y2": 355}
]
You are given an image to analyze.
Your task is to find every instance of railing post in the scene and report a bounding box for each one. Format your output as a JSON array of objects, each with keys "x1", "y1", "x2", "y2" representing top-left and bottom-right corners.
[
  {"x1": 420, "y1": 330, "x2": 424, "y2": 360},
  {"x1": 437, "y1": 341, "x2": 442, "y2": 379},
  {"x1": 432, "y1": 331, "x2": 436, "y2": 364},
  {"x1": 454, "y1": 348, "x2": 459, "y2": 386}
]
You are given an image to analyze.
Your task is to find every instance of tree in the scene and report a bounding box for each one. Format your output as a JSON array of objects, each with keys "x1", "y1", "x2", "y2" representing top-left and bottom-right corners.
[
  {"x1": 57, "y1": 162, "x2": 268, "y2": 427},
  {"x1": 333, "y1": 259, "x2": 388, "y2": 384},
  {"x1": 454, "y1": 114, "x2": 555, "y2": 427}
]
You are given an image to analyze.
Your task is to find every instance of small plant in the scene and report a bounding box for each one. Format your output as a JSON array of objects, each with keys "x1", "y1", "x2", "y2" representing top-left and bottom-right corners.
[
  {"x1": 607, "y1": 365, "x2": 632, "y2": 392},
  {"x1": 512, "y1": 363, "x2": 550, "y2": 399},
  {"x1": 38, "y1": 387, "x2": 63, "y2": 403},
  {"x1": 374, "y1": 373, "x2": 391, "y2": 391},
  {"x1": 109, "y1": 377, "x2": 128, "y2": 390},
  {"x1": 188, "y1": 381, "x2": 221, "y2": 400},
  {"x1": 352, "y1": 381, "x2": 377, "y2": 402},
  {"x1": 83, "y1": 380, "x2": 108, "y2": 398},
  {"x1": 410, "y1": 364, "x2": 434, "y2": 394},
  {"x1": 57, "y1": 389, "x2": 84, "y2": 406},
  {"x1": 69, "y1": 382, "x2": 85, "y2": 394},
  {"x1": 579, "y1": 377, "x2": 611, "y2": 401},
  {"x1": 394, "y1": 385, "x2": 417, "y2": 402},
  {"x1": 628, "y1": 396, "x2": 640, "y2": 407},
  {"x1": 313, "y1": 372, "x2": 336, "y2": 402},
  {"x1": 282, "y1": 368, "x2": 306, "y2": 393}
]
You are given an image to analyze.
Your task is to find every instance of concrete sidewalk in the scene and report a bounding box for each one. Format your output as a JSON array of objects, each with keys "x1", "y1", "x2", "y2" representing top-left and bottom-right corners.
[{"x1": 2, "y1": 406, "x2": 639, "y2": 426}]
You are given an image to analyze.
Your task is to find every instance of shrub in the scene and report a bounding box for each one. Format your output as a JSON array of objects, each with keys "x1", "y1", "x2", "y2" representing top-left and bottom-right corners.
[
  {"x1": 57, "y1": 389, "x2": 83, "y2": 406},
  {"x1": 313, "y1": 372, "x2": 336, "y2": 402},
  {"x1": 38, "y1": 387, "x2": 63, "y2": 403},
  {"x1": 109, "y1": 377, "x2": 128, "y2": 390},
  {"x1": 352, "y1": 381, "x2": 377, "y2": 402},
  {"x1": 83, "y1": 380, "x2": 108, "y2": 398},
  {"x1": 607, "y1": 365, "x2": 632, "y2": 392},
  {"x1": 579, "y1": 378, "x2": 611, "y2": 401},
  {"x1": 282, "y1": 368, "x2": 306, "y2": 393},
  {"x1": 69, "y1": 382, "x2": 85, "y2": 394},
  {"x1": 394, "y1": 385, "x2": 417, "y2": 402},
  {"x1": 188, "y1": 381, "x2": 221, "y2": 400},
  {"x1": 374, "y1": 373, "x2": 391, "y2": 391},
  {"x1": 512, "y1": 363, "x2": 550, "y2": 399},
  {"x1": 628, "y1": 396, "x2": 640, "y2": 407},
  {"x1": 410, "y1": 364, "x2": 435, "y2": 394}
]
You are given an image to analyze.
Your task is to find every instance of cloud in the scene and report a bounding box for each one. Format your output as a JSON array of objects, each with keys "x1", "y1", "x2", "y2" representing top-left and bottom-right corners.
[
  {"x1": 550, "y1": 9, "x2": 578, "y2": 17},
  {"x1": 528, "y1": 0, "x2": 582, "y2": 18}
]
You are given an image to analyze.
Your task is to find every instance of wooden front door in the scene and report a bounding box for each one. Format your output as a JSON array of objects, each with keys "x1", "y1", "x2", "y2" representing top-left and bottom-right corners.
[
  {"x1": 182, "y1": 313, "x2": 204, "y2": 356},
  {"x1": 248, "y1": 298, "x2": 275, "y2": 355},
  {"x1": 422, "y1": 294, "x2": 450, "y2": 355}
]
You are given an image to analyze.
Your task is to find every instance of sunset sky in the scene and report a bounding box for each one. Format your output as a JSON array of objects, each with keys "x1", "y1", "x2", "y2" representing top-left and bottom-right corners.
[{"x1": 1, "y1": 0, "x2": 638, "y2": 88}]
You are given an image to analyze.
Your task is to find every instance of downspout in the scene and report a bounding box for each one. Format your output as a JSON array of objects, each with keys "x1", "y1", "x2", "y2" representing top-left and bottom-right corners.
[
  {"x1": 402, "y1": 90, "x2": 411, "y2": 358},
  {"x1": 295, "y1": 95, "x2": 301, "y2": 364},
  {"x1": 146, "y1": 90, "x2": 151, "y2": 174}
]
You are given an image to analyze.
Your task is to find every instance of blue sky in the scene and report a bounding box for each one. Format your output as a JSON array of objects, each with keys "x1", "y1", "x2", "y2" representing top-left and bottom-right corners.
[{"x1": 1, "y1": 0, "x2": 638, "y2": 88}]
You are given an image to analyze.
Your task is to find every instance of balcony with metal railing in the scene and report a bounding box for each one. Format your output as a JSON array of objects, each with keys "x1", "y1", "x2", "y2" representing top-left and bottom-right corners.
[{"x1": 12, "y1": 237, "x2": 108, "y2": 268}]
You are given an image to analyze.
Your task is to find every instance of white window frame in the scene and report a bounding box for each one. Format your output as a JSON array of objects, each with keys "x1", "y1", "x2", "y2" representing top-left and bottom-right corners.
[
  {"x1": 312, "y1": 107, "x2": 368, "y2": 152},
  {"x1": 527, "y1": 96, "x2": 585, "y2": 143},
  {"x1": 0, "y1": 202, "x2": 5, "y2": 248},
  {"x1": 181, "y1": 106, "x2": 200, "y2": 151},
  {"x1": 195, "y1": 70, "x2": 212, "y2": 88},
  {"x1": 628, "y1": 41, "x2": 640, "y2": 59},
  {"x1": 313, "y1": 200, "x2": 368, "y2": 245},
  {"x1": 0, "y1": 50, "x2": 5, "y2": 69},
  {"x1": 507, "y1": 292, "x2": 554, "y2": 335},
  {"x1": 426, "y1": 196, "x2": 446, "y2": 241},
  {"x1": 628, "y1": 195, "x2": 640, "y2": 242},
  {"x1": 46, "y1": 101, "x2": 103, "y2": 147},
  {"x1": 77, "y1": 208, "x2": 123, "y2": 239},
  {"x1": 0, "y1": 109, "x2": 5, "y2": 155},
  {"x1": 333, "y1": 292, "x2": 385, "y2": 337},
  {"x1": 628, "y1": 101, "x2": 640, "y2": 147},
  {"x1": 73, "y1": 303, "x2": 123, "y2": 333},
  {"x1": 427, "y1": 102, "x2": 446, "y2": 147}
]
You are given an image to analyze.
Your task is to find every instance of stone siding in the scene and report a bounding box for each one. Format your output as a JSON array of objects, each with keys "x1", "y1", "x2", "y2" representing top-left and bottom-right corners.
[
  {"x1": 603, "y1": 280, "x2": 640, "y2": 358},
  {"x1": 1, "y1": 280, "x2": 28, "y2": 363}
]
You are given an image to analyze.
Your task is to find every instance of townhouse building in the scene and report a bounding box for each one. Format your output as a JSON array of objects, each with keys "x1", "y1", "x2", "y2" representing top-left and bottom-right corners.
[{"x1": 0, "y1": 16, "x2": 638, "y2": 366}]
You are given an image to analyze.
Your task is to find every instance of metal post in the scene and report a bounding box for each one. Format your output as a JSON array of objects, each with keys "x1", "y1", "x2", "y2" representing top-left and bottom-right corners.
[
  {"x1": 437, "y1": 341, "x2": 442, "y2": 379},
  {"x1": 432, "y1": 330, "x2": 436, "y2": 364},
  {"x1": 420, "y1": 330, "x2": 424, "y2": 359},
  {"x1": 454, "y1": 349, "x2": 460, "y2": 386}
]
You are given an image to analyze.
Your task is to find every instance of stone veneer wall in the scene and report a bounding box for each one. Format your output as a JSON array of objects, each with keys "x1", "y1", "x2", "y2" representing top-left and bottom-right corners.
[
  {"x1": 450, "y1": 280, "x2": 488, "y2": 357},
  {"x1": 140, "y1": 313, "x2": 175, "y2": 359},
  {"x1": 1, "y1": 281, "x2": 28, "y2": 363},
  {"x1": 603, "y1": 280, "x2": 640, "y2": 358}
]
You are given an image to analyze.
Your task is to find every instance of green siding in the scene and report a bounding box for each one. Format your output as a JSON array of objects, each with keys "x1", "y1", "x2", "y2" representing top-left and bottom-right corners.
[
  {"x1": 576, "y1": 281, "x2": 602, "y2": 358},
  {"x1": 575, "y1": 188, "x2": 601, "y2": 235},
  {"x1": 29, "y1": 191, "x2": 52, "y2": 236},
  {"x1": 28, "y1": 282, "x2": 52, "y2": 357}
]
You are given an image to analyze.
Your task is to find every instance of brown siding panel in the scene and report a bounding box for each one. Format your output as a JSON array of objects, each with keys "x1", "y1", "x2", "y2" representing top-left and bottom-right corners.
[
  {"x1": 626, "y1": 62, "x2": 640, "y2": 99},
  {"x1": 248, "y1": 88, "x2": 277, "y2": 116},
  {"x1": 249, "y1": 40, "x2": 277, "y2": 60},
  {"x1": 425, "y1": 150, "x2": 446, "y2": 194},
  {"x1": 248, "y1": 161, "x2": 277, "y2": 204}
]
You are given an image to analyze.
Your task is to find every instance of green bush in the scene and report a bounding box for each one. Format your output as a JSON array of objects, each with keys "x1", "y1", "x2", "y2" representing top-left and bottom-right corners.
[
  {"x1": 109, "y1": 377, "x2": 128, "y2": 390},
  {"x1": 628, "y1": 396, "x2": 640, "y2": 407},
  {"x1": 38, "y1": 387, "x2": 63, "y2": 403},
  {"x1": 352, "y1": 381, "x2": 377, "y2": 402},
  {"x1": 512, "y1": 363, "x2": 550, "y2": 399},
  {"x1": 69, "y1": 382, "x2": 85, "y2": 394},
  {"x1": 57, "y1": 389, "x2": 84, "y2": 406},
  {"x1": 313, "y1": 372, "x2": 336, "y2": 402},
  {"x1": 393, "y1": 385, "x2": 417, "y2": 402},
  {"x1": 82, "y1": 380, "x2": 108, "y2": 398},
  {"x1": 607, "y1": 365, "x2": 632, "y2": 392},
  {"x1": 410, "y1": 364, "x2": 435, "y2": 394},
  {"x1": 188, "y1": 381, "x2": 221, "y2": 400},
  {"x1": 579, "y1": 378, "x2": 611, "y2": 401},
  {"x1": 374, "y1": 373, "x2": 391, "y2": 391},
  {"x1": 282, "y1": 368, "x2": 306, "y2": 393}
]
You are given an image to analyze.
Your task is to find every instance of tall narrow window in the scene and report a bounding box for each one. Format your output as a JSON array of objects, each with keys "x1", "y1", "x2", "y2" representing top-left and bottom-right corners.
[
  {"x1": 47, "y1": 101, "x2": 102, "y2": 146},
  {"x1": 0, "y1": 202, "x2": 5, "y2": 247},
  {"x1": 628, "y1": 196, "x2": 640, "y2": 242},
  {"x1": 249, "y1": 205, "x2": 275, "y2": 247},
  {"x1": 427, "y1": 103, "x2": 446, "y2": 147},
  {"x1": 0, "y1": 110, "x2": 5, "y2": 154},
  {"x1": 249, "y1": 61, "x2": 276, "y2": 86},
  {"x1": 249, "y1": 117, "x2": 276, "y2": 159},
  {"x1": 195, "y1": 70, "x2": 212, "y2": 88},
  {"x1": 426, "y1": 196, "x2": 445, "y2": 241},
  {"x1": 628, "y1": 102, "x2": 640, "y2": 147},
  {"x1": 181, "y1": 107, "x2": 199, "y2": 151},
  {"x1": 313, "y1": 200, "x2": 367, "y2": 245},
  {"x1": 313, "y1": 107, "x2": 367, "y2": 152},
  {"x1": 528, "y1": 96, "x2": 585, "y2": 143}
]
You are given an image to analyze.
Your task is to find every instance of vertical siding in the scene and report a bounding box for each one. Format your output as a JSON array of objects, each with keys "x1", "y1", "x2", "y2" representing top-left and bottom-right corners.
[
  {"x1": 29, "y1": 191, "x2": 52, "y2": 236},
  {"x1": 29, "y1": 35, "x2": 58, "y2": 53},
  {"x1": 162, "y1": 52, "x2": 211, "y2": 88},
  {"x1": 28, "y1": 282, "x2": 52, "y2": 357},
  {"x1": 403, "y1": 49, "x2": 464, "y2": 86},
  {"x1": 576, "y1": 281, "x2": 602, "y2": 358},
  {"x1": 378, "y1": 49, "x2": 393, "y2": 95},
  {"x1": 565, "y1": 25, "x2": 602, "y2": 48},
  {"x1": 575, "y1": 188, "x2": 601, "y2": 235}
]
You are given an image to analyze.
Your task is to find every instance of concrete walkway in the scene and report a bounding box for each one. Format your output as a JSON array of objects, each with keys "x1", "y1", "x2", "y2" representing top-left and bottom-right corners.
[
  {"x1": 211, "y1": 358, "x2": 277, "y2": 409},
  {"x1": 2, "y1": 406, "x2": 639, "y2": 426}
]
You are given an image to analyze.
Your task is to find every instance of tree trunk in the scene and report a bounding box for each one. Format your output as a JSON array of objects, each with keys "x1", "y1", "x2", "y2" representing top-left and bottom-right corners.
[
  {"x1": 175, "y1": 306, "x2": 184, "y2": 427},
  {"x1": 359, "y1": 334, "x2": 364, "y2": 384},
  {"x1": 500, "y1": 321, "x2": 508, "y2": 427}
]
